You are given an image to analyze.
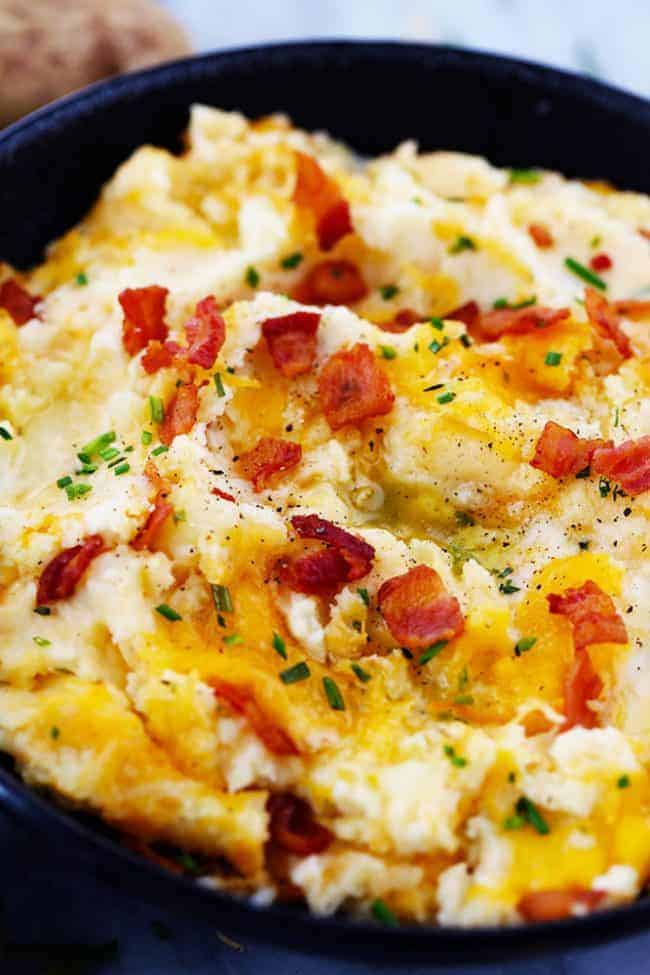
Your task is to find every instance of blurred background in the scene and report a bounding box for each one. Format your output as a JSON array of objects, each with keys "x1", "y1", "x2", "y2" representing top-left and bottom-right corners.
[{"x1": 1, "y1": 0, "x2": 647, "y2": 129}]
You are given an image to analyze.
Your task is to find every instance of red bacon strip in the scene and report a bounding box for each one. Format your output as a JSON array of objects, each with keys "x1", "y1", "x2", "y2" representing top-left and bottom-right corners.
[
  {"x1": 379, "y1": 308, "x2": 422, "y2": 333},
  {"x1": 547, "y1": 579, "x2": 627, "y2": 651},
  {"x1": 119, "y1": 286, "x2": 169, "y2": 356},
  {"x1": 378, "y1": 565, "x2": 464, "y2": 651},
  {"x1": 141, "y1": 340, "x2": 177, "y2": 374},
  {"x1": 518, "y1": 888, "x2": 605, "y2": 922},
  {"x1": 584, "y1": 286, "x2": 632, "y2": 360},
  {"x1": 591, "y1": 435, "x2": 650, "y2": 495},
  {"x1": 530, "y1": 421, "x2": 609, "y2": 479},
  {"x1": 238, "y1": 437, "x2": 302, "y2": 492},
  {"x1": 291, "y1": 514, "x2": 374, "y2": 582},
  {"x1": 590, "y1": 252, "x2": 613, "y2": 272},
  {"x1": 562, "y1": 647, "x2": 604, "y2": 730},
  {"x1": 318, "y1": 342, "x2": 395, "y2": 430},
  {"x1": 159, "y1": 382, "x2": 200, "y2": 446},
  {"x1": 444, "y1": 300, "x2": 480, "y2": 331},
  {"x1": 0, "y1": 278, "x2": 41, "y2": 325},
  {"x1": 293, "y1": 151, "x2": 353, "y2": 251},
  {"x1": 262, "y1": 311, "x2": 320, "y2": 378},
  {"x1": 211, "y1": 487, "x2": 236, "y2": 502},
  {"x1": 528, "y1": 223, "x2": 554, "y2": 249},
  {"x1": 474, "y1": 305, "x2": 570, "y2": 342},
  {"x1": 213, "y1": 680, "x2": 297, "y2": 756},
  {"x1": 613, "y1": 298, "x2": 650, "y2": 320},
  {"x1": 294, "y1": 260, "x2": 368, "y2": 306},
  {"x1": 132, "y1": 464, "x2": 173, "y2": 552},
  {"x1": 278, "y1": 548, "x2": 352, "y2": 597},
  {"x1": 36, "y1": 535, "x2": 104, "y2": 606},
  {"x1": 184, "y1": 296, "x2": 226, "y2": 368},
  {"x1": 267, "y1": 794, "x2": 333, "y2": 855}
]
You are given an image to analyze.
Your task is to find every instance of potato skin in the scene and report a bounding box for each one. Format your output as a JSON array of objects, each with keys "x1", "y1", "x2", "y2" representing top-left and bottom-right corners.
[{"x1": 0, "y1": 0, "x2": 191, "y2": 126}]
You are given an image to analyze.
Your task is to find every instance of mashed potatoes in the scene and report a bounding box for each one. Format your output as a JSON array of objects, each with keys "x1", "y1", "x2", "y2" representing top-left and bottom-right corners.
[{"x1": 1, "y1": 106, "x2": 649, "y2": 927}]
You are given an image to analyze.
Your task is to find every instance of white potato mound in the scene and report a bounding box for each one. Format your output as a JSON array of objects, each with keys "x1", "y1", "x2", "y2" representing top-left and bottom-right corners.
[{"x1": 0, "y1": 106, "x2": 649, "y2": 928}]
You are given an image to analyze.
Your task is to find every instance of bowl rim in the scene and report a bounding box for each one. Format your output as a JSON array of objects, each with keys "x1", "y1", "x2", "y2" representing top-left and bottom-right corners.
[{"x1": 1, "y1": 38, "x2": 649, "y2": 956}]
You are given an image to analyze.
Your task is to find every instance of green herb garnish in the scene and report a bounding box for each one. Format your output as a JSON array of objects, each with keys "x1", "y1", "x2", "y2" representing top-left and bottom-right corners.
[
  {"x1": 151, "y1": 445, "x2": 169, "y2": 457},
  {"x1": 565, "y1": 257, "x2": 606, "y2": 290},
  {"x1": 0, "y1": 426, "x2": 13, "y2": 440},
  {"x1": 156, "y1": 603, "x2": 182, "y2": 622},
  {"x1": 245, "y1": 266, "x2": 260, "y2": 288},
  {"x1": 281, "y1": 252, "x2": 303, "y2": 270},
  {"x1": 617, "y1": 774, "x2": 631, "y2": 789},
  {"x1": 371, "y1": 898, "x2": 399, "y2": 927},
  {"x1": 272, "y1": 632, "x2": 287, "y2": 659},
  {"x1": 65, "y1": 482, "x2": 92, "y2": 500},
  {"x1": 214, "y1": 372, "x2": 226, "y2": 397},
  {"x1": 544, "y1": 351, "x2": 562, "y2": 367},
  {"x1": 357, "y1": 587, "x2": 370, "y2": 607},
  {"x1": 33, "y1": 636, "x2": 51, "y2": 647},
  {"x1": 437, "y1": 391, "x2": 455, "y2": 404},
  {"x1": 380, "y1": 284, "x2": 399, "y2": 301},
  {"x1": 379, "y1": 345, "x2": 397, "y2": 360},
  {"x1": 141, "y1": 430, "x2": 153, "y2": 446},
  {"x1": 444, "y1": 744, "x2": 468, "y2": 767},
  {"x1": 514, "y1": 636, "x2": 537, "y2": 656},
  {"x1": 515, "y1": 796, "x2": 550, "y2": 834},
  {"x1": 419, "y1": 640, "x2": 447, "y2": 666},
  {"x1": 323, "y1": 676, "x2": 345, "y2": 711},
  {"x1": 75, "y1": 271, "x2": 88, "y2": 286},
  {"x1": 509, "y1": 168, "x2": 540, "y2": 184},
  {"x1": 149, "y1": 396, "x2": 164, "y2": 424},
  {"x1": 113, "y1": 462, "x2": 130, "y2": 476},
  {"x1": 449, "y1": 235, "x2": 476, "y2": 254},
  {"x1": 351, "y1": 662, "x2": 371, "y2": 683},
  {"x1": 34, "y1": 606, "x2": 51, "y2": 615},
  {"x1": 279, "y1": 661, "x2": 310, "y2": 684},
  {"x1": 211, "y1": 584, "x2": 233, "y2": 613},
  {"x1": 57, "y1": 475, "x2": 73, "y2": 489}
]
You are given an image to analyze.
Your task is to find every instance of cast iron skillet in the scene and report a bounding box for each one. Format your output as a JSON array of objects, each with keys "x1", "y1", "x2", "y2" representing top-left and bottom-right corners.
[{"x1": 1, "y1": 41, "x2": 649, "y2": 961}]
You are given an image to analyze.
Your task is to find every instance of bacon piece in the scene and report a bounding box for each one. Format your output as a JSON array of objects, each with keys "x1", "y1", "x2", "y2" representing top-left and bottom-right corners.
[
  {"x1": 318, "y1": 342, "x2": 394, "y2": 430},
  {"x1": 211, "y1": 487, "x2": 236, "y2": 502},
  {"x1": 547, "y1": 579, "x2": 627, "y2": 651},
  {"x1": 238, "y1": 437, "x2": 302, "y2": 492},
  {"x1": 584, "y1": 286, "x2": 632, "y2": 360},
  {"x1": 159, "y1": 382, "x2": 199, "y2": 446},
  {"x1": 591, "y1": 435, "x2": 650, "y2": 495},
  {"x1": 278, "y1": 548, "x2": 352, "y2": 597},
  {"x1": 378, "y1": 565, "x2": 464, "y2": 651},
  {"x1": 562, "y1": 647, "x2": 604, "y2": 729},
  {"x1": 291, "y1": 514, "x2": 374, "y2": 582},
  {"x1": 293, "y1": 151, "x2": 353, "y2": 251},
  {"x1": 119, "y1": 286, "x2": 168, "y2": 357},
  {"x1": 0, "y1": 278, "x2": 40, "y2": 325},
  {"x1": 294, "y1": 260, "x2": 368, "y2": 306},
  {"x1": 530, "y1": 421, "x2": 609, "y2": 479},
  {"x1": 36, "y1": 535, "x2": 104, "y2": 606},
  {"x1": 613, "y1": 298, "x2": 650, "y2": 320},
  {"x1": 640, "y1": 228, "x2": 650, "y2": 242},
  {"x1": 141, "y1": 340, "x2": 176, "y2": 374},
  {"x1": 262, "y1": 311, "x2": 320, "y2": 378},
  {"x1": 444, "y1": 300, "x2": 480, "y2": 331},
  {"x1": 213, "y1": 680, "x2": 297, "y2": 756},
  {"x1": 528, "y1": 223, "x2": 554, "y2": 249},
  {"x1": 132, "y1": 466, "x2": 173, "y2": 552},
  {"x1": 184, "y1": 296, "x2": 226, "y2": 368},
  {"x1": 379, "y1": 308, "x2": 422, "y2": 333},
  {"x1": 474, "y1": 305, "x2": 570, "y2": 342},
  {"x1": 590, "y1": 252, "x2": 613, "y2": 272},
  {"x1": 267, "y1": 794, "x2": 333, "y2": 855},
  {"x1": 518, "y1": 888, "x2": 605, "y2": 922}
]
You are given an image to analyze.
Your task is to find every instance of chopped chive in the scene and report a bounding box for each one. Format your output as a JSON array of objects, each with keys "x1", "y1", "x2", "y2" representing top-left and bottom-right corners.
[
  {"x1": 460, "y1": 333, "x2": 472, "y2": 348},
  {"x1": 75, "y1": 271, "x2": 88, "y2": 286},
  {"x1": 516, "y1": 796, "x2": 550, "y2": 835},
  {"x1": 614, "y1": 406, "x2": 620, "y2": 428},
  {"x1": 430, "y1": 317, "x2": 445, "y2": 331},
  {"x1": 497, "y1": 566, "x2": 513, "y2": 578},
  {"x1": 155, "y1": 603, "x2": 182, "y2": 622},
  {"x1": 279, "y1": 661, "x2": 310, "y2": 685},
  {"x1": 493, "y1": 296, "x2": 537, "y2": 310},
  {"x1": 499, "y1": 581, "x2": 520, "y2": 595},
  {"x1": 174, "y1": 852, "x2": 200, "y2": 874},
  {"x1": 380, "y1": 284, "x2": 399, "y2": 301},
  {"x1": 223, "y1": 632, "x2": 242, "y2": 646},
  {"x1": 211, "y1": 584, "x2": 233, "y2": 613},
  {"x1": 80, "y1": 430, "x2": 116, "y2": 458},
  {"x1": 503, "y1": 814, "x2": 525, "y2": 830},
  {"x1": 544, "y1": 350, "x2": 562, "y2": 367},
  {"x1": 272, "y1": 632, "x2": 287, "y2": 659},
  {"x1": 423, "y1": 382, "x2": 444, "y2": 392},
  {"x1": 379, "y1": 345, "x2": 397, "y2": 360},
  {"x1": 449, "y1": 235, "x2": 476, "y2": 254},
  {"x1": 151, "y1": 445, "x2": 169, "y2": 457},
  {"x1": 509, "y1": 168, "x2": 540, "y2": 185},
  {"x1": 590, "y1": 235, "x2": 602, "y2": 249},
  {"x1": 578, "y1": 540, "x2": 591, "y2": 550},
  {"x1": 100, "y1": 447, "x2": 120, "y2": 462},
  {"x1": 351, "y1": 662, "x2": 371, "y2": 683},
  {"x1": 149, "y1": 396, "x2": 164, "y2": 424},
  {"x1": 565, "y1": 257, "x2": 606, "y2": 291},
  {"x1": 0, "y1": 426, "x2": 13, "y2": 440},
  {"x1": 357, "y1": 587, "x2": 370, "y2": 607},
  {"x1": 598, "y1": 477, "x2": 611, "y2": 497},
  {"x1": 444, "y1": 744, "x2": 468, "y2": 767},
  {"x1": 437, "y1": 391, "x2": 455, "y2": 404},
  {"x1": 50, "y1": 726, "x2": 60, "y2": 740},
  {"x1": 76, "y1": 464, "x2": 98, "y2": 475},
  {"x1": 173, "y1": 509, "x2": 186, "y2": 523},
  {"x1": 508, "y1": 771, "x2": 517, "y2": 783},
  {"x1": 281, "y1": 252, "x2": 303, "y2": 270},
  {"x1": 455, "y1": 510, "x2": 474, "y2": 527},
  {"x1": 429, "y1": 337, "x2": 449, "y2": 354},
  {"x1": 617, "y1": 774, "x2": 630, "y2": 789},
  {"x1": 371, "y1": 898, "x2": 399, "y2": 927},
  {"x1": 113, "y1": 462, "x2": 130, "y2": 476},
  {"x1": 214, "y1": 372, "x2": 226, "y2": 397},
  {"x1": 33, "y1": 636, "x2": 51, "y2": 647},
  {"x1": 34, "y1": 606, "x2": 51, "y2": 616},
  {"x1": 323, "y1": 676, "x2": 345, "y2": 710},
  {"x1": 56, "y1": 475, "x2": 73, "y2": 489},
  {"x1": 419, "y1": 640, "x2": 447, "y2": 666},
  {"x1": 141, "y1": 430, "x2": 153, "y2": 446},
  {"x1": 245, "y1": 266, "x2": 260, "y2": 288},
  {"x1": 514, "y1": 636, "x2": 537, "y2": 656},
  {"x1": 453, "y1": 694, "x2": 474, "y2": 706},
  {"x1": 65, "y1": 483, "x2": 92, "y2": 500}
]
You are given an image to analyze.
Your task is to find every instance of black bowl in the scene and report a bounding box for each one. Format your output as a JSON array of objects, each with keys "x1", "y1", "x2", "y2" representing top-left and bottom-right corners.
[{"x1": 1, "y1": 41, "x2": 649, "y2": 961}]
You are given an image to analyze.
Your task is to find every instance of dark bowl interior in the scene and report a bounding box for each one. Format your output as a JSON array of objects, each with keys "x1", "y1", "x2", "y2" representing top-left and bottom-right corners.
[{"x1": 1, "y1": 40, "x2": 649, "y2": 960}]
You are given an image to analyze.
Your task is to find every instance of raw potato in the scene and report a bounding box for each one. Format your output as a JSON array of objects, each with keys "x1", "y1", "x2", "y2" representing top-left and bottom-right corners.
[{"x1": 0, "y1": 0, "x2": 191, "y2": 126}]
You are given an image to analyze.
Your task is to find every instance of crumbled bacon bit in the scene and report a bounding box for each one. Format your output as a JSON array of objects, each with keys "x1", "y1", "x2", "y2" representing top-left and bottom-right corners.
[
  {"x1": 379, "y1": 308, "x2": 422, "y2": 333},
  {"x1": 548, "y1": 579, "x2": 627, "y2": 651},
  {"x1": 639, "y1": 228, "x2": 650, "y2": 241},
  {"x1": 213, "y1": 681, "x2": 297, "y2": 756},
  {"x1": 141, "y1": 340, "x2": 176, "y2": 374},
  {"x1": 293, "y1": 151, "x2": 353, "y2": 251},
  {"x1": 318, "y1": 342, "x2": 394, "y2": 430},
  {"x1": 132, "y1": 464, "x2": 173, "y2": 552},
  {"x1": 36, "y1": 535, "x2": 104, "y2": 605},
  {"x1": 590, "y1": 252, "x2": 613, "y2": 272},
  {"x1": 378, "y1": 565, "x2": 464, "y2": 651},
  {"x1": 119, "y1": 286, "x2": 168, "y2": 356},
  {"x1": 530, "y1": 421, "x2": 609, "y2": 479},
  {"x1": 267, "y1": 794, "x2": 333, "y2": 855},
  {"x1": 475, "y1": 305, "x2": 570, "y2": 342},
  {"x1": 278, "y1": 549, "x2": 351, "y2": 597},
  {"x1": 211, "y1": 487, "x2": 236, "y2": 502},
  {"x1": 293, "y1": 260, "x2": 368, "y2": 306},
  {"x1": 518, "y1": 888, "x2": 605, "y2": 922},
  {"x1": 584, "y1": 286, "x2": 632, "y2": 360},
  {"x1": 184, "y1": 296, "x2": 226, "y2": 369},
  {"x1": 562, "y1": 647, "x2": 604, "y2": 730},
  {"x1": 613, "y1": 298, "x2": 650, "y2": 320},
  {"x1": 444, "y1": 300, "x2": 480, "y2": 330},
  {"x1": 528, "y1": 223, "x2": 554, "y2": 249},
  {"x1": 262, "y1": 311, "x2": 320, "y2": 378},
  {"x1": 238, "y1": 437, "x2": 302, "y2": 491},
  {"x1": 159, "y1": 382, "x2": 199, "y2": 446},
  {"x1": 291, "y1": 514, "x2": 374, "y2": 581},
  {"x1": 592, "y1": 435, "x2": 650, "y2": 495},
  {"x1": 0, "y1": 278, "x2": 40, "y2": 325}
]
